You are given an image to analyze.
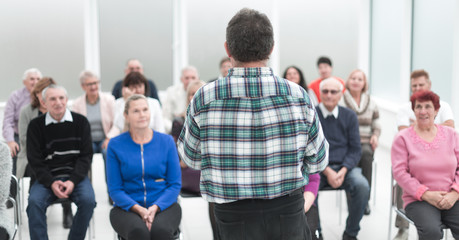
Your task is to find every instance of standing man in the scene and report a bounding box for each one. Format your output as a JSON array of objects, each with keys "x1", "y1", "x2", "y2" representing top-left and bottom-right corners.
[
  {"x1": 26, "y1": 85, "x2": 96, "y2": 240},
  {"x1": 393, "y1": 69, "x2": 455, "y2": 240},
  {"x1": 3, "y1": 68, "x2": 42, "y2": 174},
  {"x1": 177, "y1": 8, "x2": 328, "y2": 240},
  {"x1": 111, "y1": 58, "x2": 160, "y2": 102},
  {"x1": 308, "y1": 57, "x2": 345, "y2": 105}
]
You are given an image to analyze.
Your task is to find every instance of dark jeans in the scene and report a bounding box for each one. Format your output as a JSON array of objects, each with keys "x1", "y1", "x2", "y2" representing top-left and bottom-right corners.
[
  {"x1": 214, "y1": 188, "x2": 311, "y2": 240},
  {"x1": 358, "y1": 143, "x2": 374, "y2": 190},
  {"x1": 27, "y1": 177, "x2": 96, "y2": 240},
  {"x1": 406, "y1": 201, "x2": 459, "y2": 240},
  {"x1": 110, "y1": 203, "x2": 181, "y2": 240},
  {"x1": 318, "y1": 165, "x2": 369, "y2": 237}
]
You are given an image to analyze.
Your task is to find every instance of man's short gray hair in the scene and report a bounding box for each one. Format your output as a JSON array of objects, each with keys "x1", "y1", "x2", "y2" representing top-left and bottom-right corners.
[
  {"x1": 79, "y1": 70, "x2": 99, "y2": 85},
  {"x1": 319, "y1": 77, "x2": 344, "y2": 91},
  {"x1": 126, "y1": 58, "x2": 143, "y2": 68},
  {"x1": 226, "y1": 8, "x2": 274, "y2": 63},
  {"x1": 23, "y1": 68, "x2": 43, "y2": 80},
  {"x1": 42, "y1": 84, "x2": 68, "y2": 102}
]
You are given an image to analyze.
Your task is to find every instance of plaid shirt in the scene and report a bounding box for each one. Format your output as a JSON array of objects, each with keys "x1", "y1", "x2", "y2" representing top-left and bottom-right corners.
[{"x1": 177, "y1": 67, "x2": 328, "y2": 203}]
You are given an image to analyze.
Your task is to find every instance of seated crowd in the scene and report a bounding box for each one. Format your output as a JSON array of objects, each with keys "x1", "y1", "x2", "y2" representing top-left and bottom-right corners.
[{"x1": 1, "y1": 10, "x2": 458, "y2": 240}]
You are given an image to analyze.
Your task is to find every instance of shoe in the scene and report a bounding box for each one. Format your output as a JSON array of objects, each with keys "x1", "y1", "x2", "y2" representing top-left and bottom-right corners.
[
  {"x1": 342, "y1": 232, "x2": 357, "y2": 240},
  {"x1": 393, "y1": 228, "x2": 408, "y2": 240},
  {"x1": 62, "y1": 204, "x2": 73, "y2": 229},
  {"x1": 364, "y1": 204, "x2": 371, "y2": 215},
  {"x1": 6, "y1": 200, "x2": 13, "y2": 209}
]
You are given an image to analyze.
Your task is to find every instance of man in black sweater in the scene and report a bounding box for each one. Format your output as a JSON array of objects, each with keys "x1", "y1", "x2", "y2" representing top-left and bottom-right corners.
[
  {"x1": 26, "y1": 85, "x2": 95, "y2": 240},
  {"x1": 315, "y1": 78, "x2": 369, "y2": 240}
]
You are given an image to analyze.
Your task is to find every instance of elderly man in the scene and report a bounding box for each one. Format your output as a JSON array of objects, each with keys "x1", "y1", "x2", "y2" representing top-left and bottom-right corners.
[
  {"x1": 178, "y1": 8, "x2": 328, "y2": 240},
  {"x1": 111, "y1": 59, "x2": 160, "y2": 102},
  {"x1": 2, "y1": 68, "x2": 42, "y2": 173},
  {"x1": 393, "y1": 69, "x2": 455, "y2": 240},
  {"x1": 26, "y1": 85, "x2": 96, "y2": 240},
  {"x1": 162, "y1": 66, "x2": 199, "y2": 132},
  {"x1": 308, "y1": 57, "x2": 345, "y2": 105},
  {"x1": 316, "y1": 78, "x2": 369, "y2": 240}
]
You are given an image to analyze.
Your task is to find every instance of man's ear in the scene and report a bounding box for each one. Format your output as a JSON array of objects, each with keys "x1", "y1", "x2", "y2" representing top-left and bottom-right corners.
[{"x1": 224, "y1": 41, "x2": 231, "y2": 58}]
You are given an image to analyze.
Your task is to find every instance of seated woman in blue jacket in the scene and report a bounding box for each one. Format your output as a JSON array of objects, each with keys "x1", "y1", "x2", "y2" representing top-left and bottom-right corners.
[{"x1": 107, "y1": 94, "x2": 182, "y2": 240}]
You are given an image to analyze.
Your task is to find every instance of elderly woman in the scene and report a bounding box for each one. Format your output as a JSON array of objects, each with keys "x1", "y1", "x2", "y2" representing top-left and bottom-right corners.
[
  {"x1": 283, "y1": 66, "x2": 318, "y2": 106},
  {"x1": 108, "y1": 72, "x2": 165, "y2": 138},
  {"x1": 391, "y1": 90, "x2": 459, "y2": 239},
  {"x1": 340, "y1": 69, "x2": 380, "y2": 214},
  {"x1": 72, "y1": 70, "x2": 115, "y2": 164},
  {"x1": 107, "y1": 94, "x2": 181, "y2": 240}
]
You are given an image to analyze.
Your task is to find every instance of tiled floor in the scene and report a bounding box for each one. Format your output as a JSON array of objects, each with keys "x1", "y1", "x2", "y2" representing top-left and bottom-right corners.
[{"x1": 10, "y1": 148, "x2": 453, "y2": 240}]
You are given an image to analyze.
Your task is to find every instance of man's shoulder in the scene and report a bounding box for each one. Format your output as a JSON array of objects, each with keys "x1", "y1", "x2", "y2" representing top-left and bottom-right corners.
[
  {"x1": 308, "y1": 78, "x2": 322, "y2": 88},
  {"x1": 338, "y1": 106, "x2": 358, "y2": 120},
  {"x1": 70, "y1": 111, "x2": 89, "y2": 124},
  {"x1": 28, "y1": 114, "x2": 46, "y2": 129}
]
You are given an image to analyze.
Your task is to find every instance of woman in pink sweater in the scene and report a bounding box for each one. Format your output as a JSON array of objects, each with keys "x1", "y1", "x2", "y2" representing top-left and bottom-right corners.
[{"x1": 391, "y1": 90, "x2": 459, "y2": 240}]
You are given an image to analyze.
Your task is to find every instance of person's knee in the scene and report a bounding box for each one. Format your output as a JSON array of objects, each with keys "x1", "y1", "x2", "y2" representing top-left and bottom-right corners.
[
  {"x1": 75, "y1": 191, "x2": 96, "y2": 209},
  {"x1": 127, "y1": 225, "x2": 150, "y2": 239},
  {"x1": 150, "y1": 224, "x2": 175, "y2": 239},
  {"x1": 417, "y1": 225, "x2": 442, "y2": 240}
]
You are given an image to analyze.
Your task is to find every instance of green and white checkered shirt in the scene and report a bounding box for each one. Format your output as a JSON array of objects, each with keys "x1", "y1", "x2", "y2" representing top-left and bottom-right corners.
[{"x1": 177, "y1": 67, "x2": 328, "y2": 203}]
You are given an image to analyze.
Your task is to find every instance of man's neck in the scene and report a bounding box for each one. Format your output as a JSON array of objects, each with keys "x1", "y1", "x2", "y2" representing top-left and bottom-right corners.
[
  {"x1": 50, "y1": 113, "x2": 64, "y2": 122},
  {"x1": 233, "y1": 60, "x2": 268, "y2": 68}
]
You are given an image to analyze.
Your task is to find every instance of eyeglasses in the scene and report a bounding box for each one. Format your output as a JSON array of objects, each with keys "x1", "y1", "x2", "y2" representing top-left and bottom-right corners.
[
  {"x1": 84, "y1": 81, "x2": 100, "y2": 87},
  {"x1": 321, "y1": 89, "x2": 339, "y2": 95}
]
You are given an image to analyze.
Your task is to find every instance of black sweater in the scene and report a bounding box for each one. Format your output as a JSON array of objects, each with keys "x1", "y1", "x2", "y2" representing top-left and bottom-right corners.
[{"x1": 27, "y1": 112, "x2": 93, "y2": 188}]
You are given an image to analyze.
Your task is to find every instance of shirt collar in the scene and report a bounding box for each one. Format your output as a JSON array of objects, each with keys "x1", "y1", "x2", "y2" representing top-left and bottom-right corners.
[
  {"x1": 228, "y1": 67, "x2": 274, "y2": 77},
  {"x1": 319, "y1": 103, "x2": 339, "y2": 118},
  {"x1": 45, "y1": 109, "x2": 73, "y2": 125}
]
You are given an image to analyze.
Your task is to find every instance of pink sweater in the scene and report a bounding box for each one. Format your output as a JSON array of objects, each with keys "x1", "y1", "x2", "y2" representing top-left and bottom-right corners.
[{"x1": 391, "y1": 125, "x2": 459, "y2": 208}]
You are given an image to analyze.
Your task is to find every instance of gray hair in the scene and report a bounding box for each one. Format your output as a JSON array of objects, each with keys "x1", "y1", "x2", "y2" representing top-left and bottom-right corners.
[
  {"x1": 42, "y1": 84, "x2": 68, "y2": 102},
  {"x1": 23, "y1": 68, "x2": 43, "y2": 80},
  {"x1": 319, "y1": 77, "x2": 344, "y2": 91},
  {"x1": 126, "y1": 58, "x2": 143, "y2": 68},
  {"x1": 226, "y1": 8, "x2": 274, "y2": 63},
  {"x1": 79, "y1": 70, "x2": 99, "y2": 85},
  {"x1": 124, "y1": 94, "x2": 148, "y2": 115},
  {"x1": 181, "y1": 66, "x2": 199, "y2": 78}
]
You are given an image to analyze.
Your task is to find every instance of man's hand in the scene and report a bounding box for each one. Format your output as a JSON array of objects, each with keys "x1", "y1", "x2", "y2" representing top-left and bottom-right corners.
[
  {"x1": 62, "y1": 180, "x2": 75, "y2": 197},
  {"x1": 102, "y1": 138, "x2": 110, "y2": 149},
  {"x1": 421, "y1": 190, "x2": 447, "y2": 209},
  {"x1": 370, "y1": 135, "x2": 378, "y2": 150},
  {"x1": 51, "y1": 180, "x2": 69, "y2": 199},
  {"x1": 324, "y1": 167, "x2": 343, "y2": 189},
  {"x1": 437, "y1": 191, "x2": 459, "y2": 210},
  {"x1": 7, "y1": 141, "x2": 19, "y2": 157},
  {"x1": 122, "y1": 87, "x2": 135, "y2": 100}
]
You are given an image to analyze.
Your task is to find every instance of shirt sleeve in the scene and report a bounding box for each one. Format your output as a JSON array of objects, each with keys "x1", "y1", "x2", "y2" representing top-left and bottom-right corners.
[
  {"x1": 371, "y1": 101, "x2": 381, "y2": 138},
  {"x1": 152, "y1": 135, "x2": 181, "y2": 211},
  {"x1": 304, "y1": 173, "x2": 320, "y2": 198},
  {"x1": 27, "y1": 119, "x2": 54, "y2": 187},
  {"x1": 396, "y1": 104, "x2": 412, "y2": 128},
  {"x1": 439, "y1": 101, "x2": 455, "y2": 123},
  {"x1": 177, "y1": 100, "x2": 202, "y2": 170},
  {"x1": 69, "y1": 117, "x2": 93, "y2": 186},
  {"x1": 303, "y1": 106, "x2": 329, "y2": 174},
  {"x1": 2, "y1": 92, "x2": 18, "y2": 142},
  {"x1": 150, "y1": 99, "x2": 166, "y2": 133},
  {"x1": 106, "y1": 139, "x2": 139, "y2": 211},
  {"x1": 391, "y1": 132, "x2": 427, "y2": 201},
  {"x1": 342, "y1": 111, "x2": 362, "y2": 170},
  {"x1": 452, "y1": 131, "x2": 459, "y2": 193}
]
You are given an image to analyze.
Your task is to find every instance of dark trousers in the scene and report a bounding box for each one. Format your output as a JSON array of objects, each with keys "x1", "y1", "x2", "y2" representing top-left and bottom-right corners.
[
  {"x1": 214, "y1": 188, "x2": 311, "y2": 240},
  {"x1": 406, "y1": 201, "x2": 459, "y2": 240},
  {"x1": 110, "y1": 203, "x2": 181, "y2": 240},
  {"x1": 305, "y1": 205, "x2": 319, "y2": 240},
  {"x1": 358, "y1": 143, "x2": 374, "y2": 190},
  {"x1": 0, "y1": 227, "x2": 9, "y2": 240}
]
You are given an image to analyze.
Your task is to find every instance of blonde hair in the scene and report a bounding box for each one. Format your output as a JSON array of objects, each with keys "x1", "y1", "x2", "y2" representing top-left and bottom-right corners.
[{"x1": 345, "y1": 69, "x2": 368, "y2": 93}]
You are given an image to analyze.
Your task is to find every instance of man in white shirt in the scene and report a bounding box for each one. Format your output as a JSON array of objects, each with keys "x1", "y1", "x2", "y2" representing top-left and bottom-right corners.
[
  {"x1": 393, "y1": 69, "x2": 455, "y2": 240},
  {"x1": 162, "y1": 66, "x2": 199, "y2": 133}
]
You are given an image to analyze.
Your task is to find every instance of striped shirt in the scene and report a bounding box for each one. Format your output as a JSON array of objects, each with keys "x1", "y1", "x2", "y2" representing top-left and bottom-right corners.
[{"x1": 177, "y1": 67, "x2": 328, "y2": 203}]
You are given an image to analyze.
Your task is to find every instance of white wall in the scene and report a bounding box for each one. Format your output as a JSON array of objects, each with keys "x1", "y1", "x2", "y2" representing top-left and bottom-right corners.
[{"x1": 0, "y1": 0, "x2": 85, "y2": 101}]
